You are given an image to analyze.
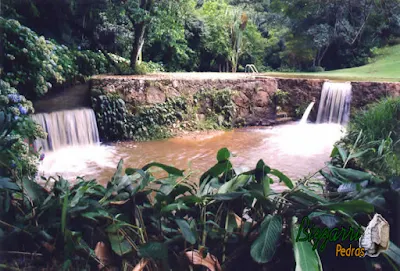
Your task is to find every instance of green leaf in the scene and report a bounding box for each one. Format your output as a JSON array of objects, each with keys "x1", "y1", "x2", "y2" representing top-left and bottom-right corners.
[
  {"x1": 308, "y1": 212, "x2": 339, "y2": 228},
  {"x1": 348, "y1": 149, "x2": 373, "y2": 161},
  {"x1": 108, "y1": 231, "x2": 133, "y2": 256},
  {"x1": 262, "y1": 176, "x2": 271, "y2": 197},
  {"x1": 161, "y1": 202, "x2": 191, "y2": 213},
  {"x1": 212, "y1": 192, "x2": 244, "y2": 201},
  {"x1": 255, "y1": 160, "x2": 271, "y2": 183},
  {"x1": 322, "y1": 200, "x2": 374, "y2": 214},
  {"x1": 291, "y1": 217, "x2": 323, "y2": 271},
  {"x1": 175, "y1": 219, "x2": 196, "y2": 245},
  {"x1": 250, "y1": 215, "x2": 283, "y2": 263},
  {"x1": 319, "y1": 170, "x2": 342, "y2": 186},
  {"x1": 383, "y1": 241, "x2": 400, "y2": 266},
  {"x1": 22, "y1": 177, "x2": 47, "y2": 205},
  {"x1": 138, "y1": 242, "x2": 168, "y2": 260},
  {"x1": 217, "y1": 147, "x2": 230, "y2": 162},
  {"x1": 61, "y1": 189, "x2": 69, "y2": 235},
  {"x1": 328, "y1": 166, "x2": 383, "y2": 184},
  {"x1": 270, "y1": 169, "x2": 294, "y2": 189},
  {"x1": 142, "y1": 162, "x2": 184, "y2": 176},
  {"x1": 111, "y1": 159, "x2": 124, "y2": 184},
  {"x1": 218, "y1": 174, "x2": 251, "y2": 194},
  {"x1": 336, "y1": 145, "x2": 348, "y2": 162},
  {"x1": 226, "y1": 212, "x2": 240, "y2": 233},
  {"x1": 70, "y1": 185, "x2": 89, "y2": 207},
  {"x1": 125, "y1": 167, "x2": 139, "y2": 175},
  {"x1": 0, "y1": 177, "x2": 20, "y2": 190}
]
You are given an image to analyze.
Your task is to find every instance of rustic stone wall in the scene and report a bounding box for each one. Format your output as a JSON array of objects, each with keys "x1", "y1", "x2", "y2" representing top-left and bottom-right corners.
[
  {"x1": 33, "y1": 83, "x2": 90, "y2": 113},
  {"x1": 87, "y1": 75, "x2": 400, "y2": 141},
  {"x1": 276, "y1": 78, "x2": 400, "y2": 121},
  {"x1": 90, "y1": 77, "x2": 279, "y2": 141}
]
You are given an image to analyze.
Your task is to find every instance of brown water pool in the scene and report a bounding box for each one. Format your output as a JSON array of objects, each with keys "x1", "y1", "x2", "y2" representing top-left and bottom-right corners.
[{"x1": 37, "y1": 123, "x2": 345, "y2": 186}]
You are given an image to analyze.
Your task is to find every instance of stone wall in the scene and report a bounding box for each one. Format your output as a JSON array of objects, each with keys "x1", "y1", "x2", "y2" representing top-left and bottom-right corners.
[
  {"x1": 87, "y1": 75, "x2": 400, "y2": 141},
  {"x1": 33, "y1": 83, "x2": 90, "y2": 113},
  {"x1": 276, "y1": 78, "x2": 400, "y2": 121},
  {"x1": 90, "y1": 76, "x2": 279, "y2": 141}
]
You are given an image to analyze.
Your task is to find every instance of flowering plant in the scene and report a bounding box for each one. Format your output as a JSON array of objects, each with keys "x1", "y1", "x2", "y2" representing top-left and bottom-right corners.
[{"x1": 0, "y1": 80, "x2": 46, "y2": 177}]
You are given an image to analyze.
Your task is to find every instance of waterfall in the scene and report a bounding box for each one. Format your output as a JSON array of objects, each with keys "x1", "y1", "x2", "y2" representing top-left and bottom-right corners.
[
  {"x1": 299, "y1": 101, "x2": 315, "y2": 125},
  {"x1": 316, "y1": 82, "x2": 352, "y2": 124},
  {"x1": 32, "y1": 108, "x2": 100, "y2": 152}
]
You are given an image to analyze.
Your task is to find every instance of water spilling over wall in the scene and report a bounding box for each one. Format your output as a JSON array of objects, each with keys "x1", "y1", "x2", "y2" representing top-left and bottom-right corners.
[
  {"x1": 316, "y1": 82, "x2": 352, "y2": 124},
  {"x1": 32, "y1": 108, "x2": 100, "y2": 152},
  {"x1": 300, "y1": 101, "x2": 315, "y2": 124}
]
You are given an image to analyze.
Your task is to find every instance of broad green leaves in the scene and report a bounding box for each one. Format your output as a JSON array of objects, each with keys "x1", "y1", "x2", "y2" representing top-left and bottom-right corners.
[
  {"x1": 383, "y1": 241, "x2": 400, "y2": 267},
  {"x1": 142, "y1": 162, "x2": 184, "y2": 176},
  {"x1": 250, "y1": 215, "x2": 283, "y2": 263},
  {"x1": 176, "y1": 219, "x2": 196, "y2": 245},
  {"x1": 217, "y1": 147, "x2": 231, "y2": 162},
  {"x1": 322, "y1": 200, "x2": 374, "y2": 214},
  {"x1": 291, "y1": 217, "x2": 323, "y2": 271}
]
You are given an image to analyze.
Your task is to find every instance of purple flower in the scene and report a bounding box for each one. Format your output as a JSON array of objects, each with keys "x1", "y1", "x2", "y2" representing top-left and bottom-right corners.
[
  {"x1": 7, "y1": 94, "x2": 20, "y2": 103},
  {"x1": 14, "y1": 115, "x2": 19, "y2": 121},
  {"x1": 10, "y1": 161, "x2": 16, "y2": 168},
  {"x1": 18, "y1": 105, "x2": 28, "y2": 115},
  {"x1": 39, "y1": 153, "x2": 45, "y2": 161}
]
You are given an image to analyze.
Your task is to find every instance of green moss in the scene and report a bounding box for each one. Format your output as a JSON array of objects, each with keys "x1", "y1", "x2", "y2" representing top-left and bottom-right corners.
[
  {"x1": 193, "y1": 88, "x2": 237, "y2": 129},
  {"x1": 92, "y1": 87, "x2": 239, "y2": 142}
]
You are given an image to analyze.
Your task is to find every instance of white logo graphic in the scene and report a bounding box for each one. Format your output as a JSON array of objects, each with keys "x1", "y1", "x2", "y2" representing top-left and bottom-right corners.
[{"x1": 359, "y1": 213, "x2": 390, "y2": 257}]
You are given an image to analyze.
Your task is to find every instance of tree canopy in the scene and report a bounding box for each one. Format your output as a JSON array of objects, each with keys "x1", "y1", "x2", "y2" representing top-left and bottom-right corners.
[{"x1": 1, "y1": 0, "x2": 399, "y2": 74}]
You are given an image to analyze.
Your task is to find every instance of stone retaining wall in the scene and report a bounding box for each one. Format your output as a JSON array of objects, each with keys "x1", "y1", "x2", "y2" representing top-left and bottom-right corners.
[
  {"x1": 33, "y1": 74, "x2": 400, "y2": 141},
  {"x1": 89, "y1": 77, "x2": 280, "y2": 141}
]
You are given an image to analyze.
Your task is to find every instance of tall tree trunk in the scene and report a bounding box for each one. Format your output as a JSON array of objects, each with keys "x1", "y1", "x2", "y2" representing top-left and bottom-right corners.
[
  {"x1": 130, "y1": 22, "x2": 146, "y2": 70},
  {"x1": 316, "y1": 44, "x2": 330, "y2": 67}
]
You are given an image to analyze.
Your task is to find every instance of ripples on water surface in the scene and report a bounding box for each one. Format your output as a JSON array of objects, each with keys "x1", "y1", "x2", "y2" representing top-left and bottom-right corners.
[{"x1": 37, "y1": 123, "x2": 346, "y2": 184}]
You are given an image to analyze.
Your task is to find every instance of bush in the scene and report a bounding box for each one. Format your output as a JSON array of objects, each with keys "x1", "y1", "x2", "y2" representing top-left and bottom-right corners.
[
  {"x1": 1, "y1": 148, "x2": 399, "y2": 270},
  {"x1": 340, "y1": 97, "x2": 400, "y2": 177},
  {"x1": 308, "y1": 66, "x2": 325, "y2": 72},
  {"x1": 134, "y1": 61, "x2": 165, "y2": 75},
  {"x1": 0, "y1": 80, "x2": 46, "y2": 177},
  {"x1": 1, "y1": 17, "x2": 78, "y2": 97},
  {"x1": 1, "y1": 17, "x2": 118, "y2": 98}
]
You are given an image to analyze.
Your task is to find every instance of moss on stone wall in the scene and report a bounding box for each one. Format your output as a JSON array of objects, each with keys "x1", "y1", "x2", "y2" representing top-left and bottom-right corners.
[
  {"x1": 91, "y1": 87, "x2": 238, "y2": 142},
  {"x1": 194, "y1": 88, "x2": 237, "y2": 128}
]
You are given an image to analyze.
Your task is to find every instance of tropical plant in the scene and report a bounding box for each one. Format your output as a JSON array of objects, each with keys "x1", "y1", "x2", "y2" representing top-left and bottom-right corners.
[
  {"x1": 1, "y1": 148, "x2": 399, "y2": 270},
  {"x1": 0, "y1": 17, "x2": 119, "y2": 98},
  {"x1": 0, "y1": 80, "x2": 46, "y2": 177},
  {"x1": 340, "y1": 97, "x2": 400, "y2": 178}
]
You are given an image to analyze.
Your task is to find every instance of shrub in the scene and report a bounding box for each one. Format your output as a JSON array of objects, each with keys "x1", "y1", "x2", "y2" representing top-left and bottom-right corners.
[
  {"x1": 1, "y1": 17, "x2": 79, "y2": 97},
  {"x1": 308, "y1": 66, "x2": 325, "y2": 72},
  {"x1": 134, "y1": 61, "x2": 165, "y2": 75},
  {"x1": 0, "y1": 80, "x2": 46, "y2": 177},
  {"x1": 0, "y1": 17, "x2": 118, "y2": 98},
  {"x1": 1, "y1": 148, "x2": 399, "y2": 270},
  {"x1": 340, "y1": 97, "x2": 400, "y2": 177}
]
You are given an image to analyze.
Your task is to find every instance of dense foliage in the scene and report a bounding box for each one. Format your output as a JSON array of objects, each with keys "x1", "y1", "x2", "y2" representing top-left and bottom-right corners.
[
  {"x1": 0, "y1": 80, "x2": 46, "y2": 177},
  {"x1": 0, "y1": 17, "x2": 116, "y2": 98},
  {"x1": 1, "y1": 146, "x2": 400, "y2": 270},
  {"x1": 338, "y1": 97, "x2": 400, "y2": 179},
  {"x1": 4, "y1": 0, "x2": 397, "y2": 77}
]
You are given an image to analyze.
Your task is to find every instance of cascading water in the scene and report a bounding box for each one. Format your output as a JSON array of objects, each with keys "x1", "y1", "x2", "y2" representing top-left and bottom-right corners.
[
  {"x1": 32, "y1": 108, "x2": 100, "y2": 152},
  {"x1": 316, "y1": 82, "x2": 352, "y2": 124},
  {"x1": 32, "y1": 108, "x2": 117, "y2": 180},
  {"x1": 299, "y1": 101, "x2": 315, "y2": 124}
]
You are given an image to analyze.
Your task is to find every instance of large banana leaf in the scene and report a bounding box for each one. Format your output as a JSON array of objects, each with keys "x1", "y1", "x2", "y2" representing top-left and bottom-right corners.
[
  {"x1": 250, "y1": 215, "x2": 282, "y2": 263},
  {"x1": 291, "y1": 217, "x2": 323, "y2": 271}
]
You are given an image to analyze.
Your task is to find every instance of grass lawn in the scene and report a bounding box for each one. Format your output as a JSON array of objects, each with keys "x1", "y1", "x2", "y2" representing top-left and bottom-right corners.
[{"x1": 262, "y1": 44, "x2": 400, "y2": 82}]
